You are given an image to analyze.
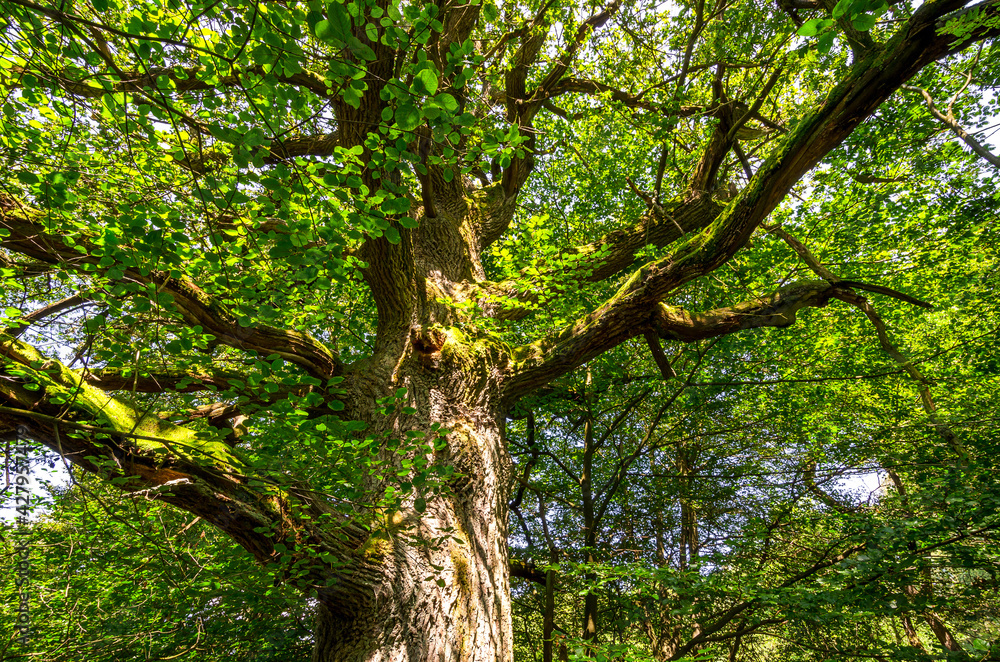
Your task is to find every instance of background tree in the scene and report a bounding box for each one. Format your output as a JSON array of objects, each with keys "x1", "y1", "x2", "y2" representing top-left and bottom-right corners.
[
  {"x1": 2, "y1": 473, "x2": 314, "y2": 661},
  {"x1": 2, "y1": 0, "x2": 1000, "y2": 660}
]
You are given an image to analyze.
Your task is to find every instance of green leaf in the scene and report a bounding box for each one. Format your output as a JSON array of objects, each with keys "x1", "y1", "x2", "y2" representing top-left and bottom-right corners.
[
  {"x1": 433, "y1": 93, "x2": 458, "y2": 113},
  {"x1": 316, "y1": 2, "x2": 352, "y2": 43},
  {"x1": 384, "y1": 226, "x2": 401, "y2": 244},
  {"x1": 395, "y1": 101, "x2": 422, "y2": 131},
  {"x1": 832, "y1": 0, "x2": 853, "y2": 19},
  {"x1": 817, "y1": 30, "x2": 835, "y2": 53},
  {"x1": 798, "y1": 18, "x2": 832, "y2": 37},
  {"x1": 852, "y1": 14, "x2": 877, "y2": 31},
  {"x1": 411, "y1": 68, "x2": 439, "y2": 96},
  {"x1": 381, "y1": 196, "x2": 412, "y2": 214}
]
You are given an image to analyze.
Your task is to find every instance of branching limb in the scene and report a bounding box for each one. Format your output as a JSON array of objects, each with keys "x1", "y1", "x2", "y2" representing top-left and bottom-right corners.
[
  {"x1": 505, "y1": 1, "x2": 1000, "y2": 401},
  {"x1": 689, "y1": 66, "x2": 736, "y2": 195},
  {"x1": 176, "y1": 132, "x2": 345, "y2": 173},
  {"x1": 479, "y1": 198, "x2": 724, "y2": 320},
  {"x1": 0, "y1": 332, "x2": 382, "y2": 613},
  {"x1": 830, "y1": 291, "x2": 969, "y2": 463},
  {"x1": 509, "y1": 558, "x2": 547, "y2": 585},
  {"x1": 765, "y1": 226, "x2": 960, "y2": 458},
  {"x1": 6, "y1": 294, "x2": 92, "y2": 338},
  {"x1": 817, "y1": 0, "x2": 876, "y2": 59},
  {"x1": 0, "y1": 210, "x2": 341, "y2": 379},
  {"x1": 501, "y1": 0, "x2": 622, "y2": 196},
  {"x1": 801, "y1": 459, "x2": 855, "y2": 513},
  {"x1": 85, "y1": 368, "x2": 247, "y2": 393},
  {"x1": 505, "y1": 280, "x2": 841, "y2": 401},
  {"x1": 670, "y1": 541, "x2": 869, "y2": 660},
  {"x1": 527, "y1": 0, "x2": 624, "y2": 107},
  {"x1": 765, "y1": 225, "x2": 933, "y2": 308},
  {"x1": 503, "y1": 0, "x2": 557, "y2": 118},
  {"x1": 902, "y1": 83, "x2": 1000, "y2": 168},
  {"x1": 643, "y1": 332, "x2": 677, "y2": 380},
  {"x1": 728, "y1": 64, "x2": 785, "y2": 142}
]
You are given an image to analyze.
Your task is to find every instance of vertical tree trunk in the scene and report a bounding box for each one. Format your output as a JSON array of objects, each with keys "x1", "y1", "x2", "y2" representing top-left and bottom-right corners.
[
  {"x1": 310, "y1": 337, "x2": 515, "y2": 662},
  {"x1": 539, "y1": 488, "x2": 560, "y2": 662},
  {"x1": 543, "y1": 558, "x2": 557, "y2": 662},
  {"x1": 581, "y1": 406, "x2": 599, "y2": 644}
]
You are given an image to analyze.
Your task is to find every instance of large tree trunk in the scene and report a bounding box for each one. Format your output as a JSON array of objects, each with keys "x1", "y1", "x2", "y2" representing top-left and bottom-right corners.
[{"x1": 308, "y1": 324, "x2": 515, "y2": 661}]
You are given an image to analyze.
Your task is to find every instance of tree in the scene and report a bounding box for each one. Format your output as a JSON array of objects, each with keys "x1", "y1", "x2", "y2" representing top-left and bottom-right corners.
[
  {"x1": 1, "y1": 0, "x2": 999, "y2": 659},
  {"x1": 506, "y1": 326, "x2": 1000, "y2": 661}
]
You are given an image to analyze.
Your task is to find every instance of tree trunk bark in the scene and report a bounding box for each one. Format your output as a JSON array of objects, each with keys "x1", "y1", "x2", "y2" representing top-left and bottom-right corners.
[
  {"x1": 308, "y1": 326, "x2": 515, "y2": 661},
  {"x1": 310, "y1": 409, "x2": 513, "y2": 661}
]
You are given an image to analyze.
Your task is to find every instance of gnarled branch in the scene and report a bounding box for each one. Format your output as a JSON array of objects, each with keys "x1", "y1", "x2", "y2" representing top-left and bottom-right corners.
[
  {"x1": 902, "y1": 83, "x2": 1000, "y2": 168},
  {"x1": 0, "y1": 210, "x2": 341, "y2": 379}
]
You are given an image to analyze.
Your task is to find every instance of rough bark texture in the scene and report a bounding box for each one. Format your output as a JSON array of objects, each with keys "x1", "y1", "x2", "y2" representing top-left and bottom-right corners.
[{"x1": 307, "y1": 327, "x2": 515, "y2": 661}]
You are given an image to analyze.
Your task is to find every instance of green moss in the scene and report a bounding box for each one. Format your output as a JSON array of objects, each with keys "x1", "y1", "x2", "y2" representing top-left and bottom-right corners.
[
  {"x1": 450, "y1": 543, "x2": 470, "y2": 595},
  {"x1": 1, "y1": 332, "x2": 235, "y2": 464},
  {"x1": 356, "y1": 510, "x2": 407, "y2": 560},
  {"x1": 357, "y1": 533, "x2": 393, "y2": 560},
  {"x1": 437, "y1": 326, "x2": 510, "y2": 367}
]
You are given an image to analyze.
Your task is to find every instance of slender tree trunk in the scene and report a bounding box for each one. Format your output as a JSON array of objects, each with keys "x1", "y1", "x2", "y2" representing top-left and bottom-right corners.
[
  {"x1": 901, "y1": 615, "x2": 928, "y2": 653},
  {"x1": 544, "y1": 559, "x2": 557, "y2": 662},
  {"x1": 581, "y1": 406, "x2": 599, "y2": 644},
  {"x1": 538, "y1": 490, "x2": 559, "y2": 662}
]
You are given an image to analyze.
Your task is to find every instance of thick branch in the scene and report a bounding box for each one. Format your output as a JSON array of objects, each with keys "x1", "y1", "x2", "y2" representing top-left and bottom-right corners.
[
  {"x1": 0, "y1": 331, "x2": 378, "y2": 613},
  {"x1": 504, "y1": 0, "x2": 1000, "y2": 399},
  {"x1": 0, "y1": 210, "x2": 341, "y2": 379},
  {"x1": 651, "y1": 280, "x2": 838, "y2": 341},
  {"x1": 669, "y1": 542, "x2": 869, "y2": 660},
  {"x1": 358, "y1": 229, "x2": 417, "y2": 354}
]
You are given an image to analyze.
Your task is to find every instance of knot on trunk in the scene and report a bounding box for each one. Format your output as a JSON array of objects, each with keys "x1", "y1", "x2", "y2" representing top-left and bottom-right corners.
[{"x1": 411, "y1": 326, "x2": 448, "y2": 369}]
